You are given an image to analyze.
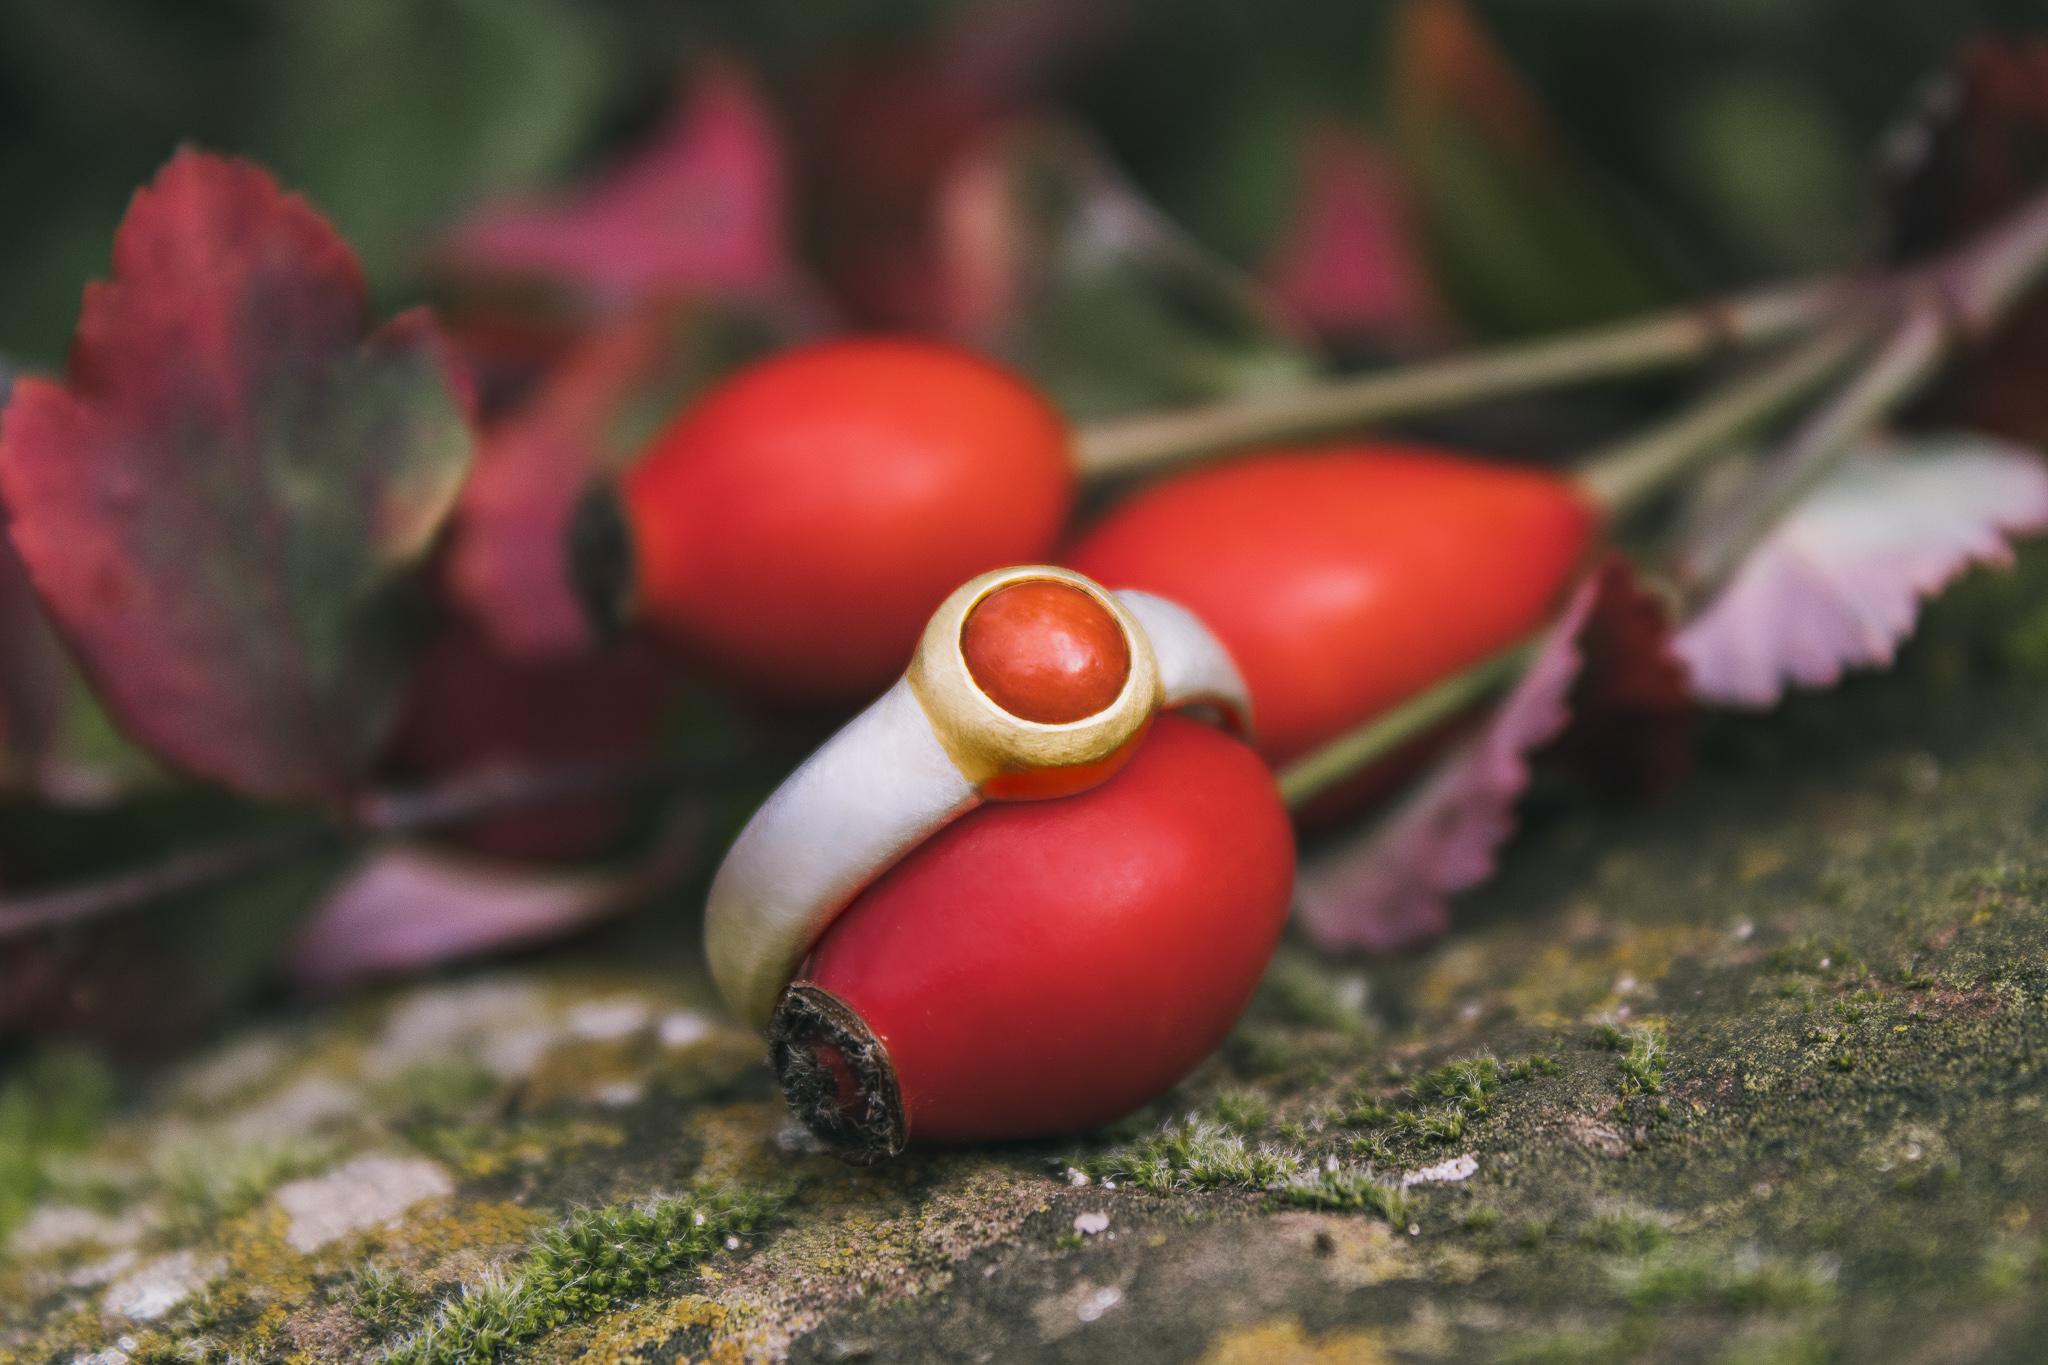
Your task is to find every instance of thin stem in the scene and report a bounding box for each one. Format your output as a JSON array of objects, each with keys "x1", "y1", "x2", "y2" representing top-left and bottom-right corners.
[
  {"x1": 1575, "y1": 315, "x2": 1883, "y2": 520},
  {"x1": 1679, "y1": 302, "x2": 1948, "y2": 595},
  {"x1": 1277, "y1": 642, "x2": 1536, "y2": 809},
  {"x1": 1074, "y1": 278, "x2": 1843, "y2": 480},
  {"x1": 0, "y1": 822, "x2": 345, "y2": 939},
  {"x1": 1948, "y1": 184, "x2": 2048, "y2": 331},
  {"x1": 0, "y1": 750, "x2": 770, "y2": 944},
  {"x1": 349, "y1": 751, "x2": 764, "y2": 834},
  {"x1": 1274, "y1": 189, "x2": 2048, "y2": 815}
]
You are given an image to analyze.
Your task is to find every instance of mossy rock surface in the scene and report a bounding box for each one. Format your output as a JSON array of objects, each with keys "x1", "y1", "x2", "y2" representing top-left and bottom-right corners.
[{"x1": 5, "y1": 568, "x2": 2048, "y2": 1364}]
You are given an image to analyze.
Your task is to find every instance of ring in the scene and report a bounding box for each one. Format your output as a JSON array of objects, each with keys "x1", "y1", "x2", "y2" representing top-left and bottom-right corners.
[{"x1": 705, "y1": 564, "x2": 1253, "y2": 1028}]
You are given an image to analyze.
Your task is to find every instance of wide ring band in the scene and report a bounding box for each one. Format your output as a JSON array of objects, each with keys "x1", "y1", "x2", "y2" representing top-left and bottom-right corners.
[{"x1": 706, "y1": 566, "x2": 1252, "y2": 1029}]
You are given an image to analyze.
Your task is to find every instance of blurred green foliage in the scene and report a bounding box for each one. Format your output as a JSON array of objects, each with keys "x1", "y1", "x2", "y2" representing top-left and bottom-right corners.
[
  {"x1": 0, "y1": 1045, "x2": 116, "y2": 1236},
  {"x1": 0, "y1": 0, "x2": 2042, "y2": 362}
]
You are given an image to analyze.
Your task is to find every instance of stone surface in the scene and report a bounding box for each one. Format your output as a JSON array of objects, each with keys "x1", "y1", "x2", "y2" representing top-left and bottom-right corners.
[
  {"x1": 271, "y1": 1155, "x2": 456, "y2": 1255},
  {"x1": 100, "y1": 1251, "x2": 222, "y2": 1323},
  {"x1": 4, "y1": 564, "x2": 2048, "y2": 1362}
]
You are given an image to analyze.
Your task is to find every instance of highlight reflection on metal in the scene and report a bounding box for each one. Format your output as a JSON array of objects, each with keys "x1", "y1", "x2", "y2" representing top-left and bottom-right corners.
[{"x1": 704, "y1": 565, "x2": 1253, "y2": 1029}]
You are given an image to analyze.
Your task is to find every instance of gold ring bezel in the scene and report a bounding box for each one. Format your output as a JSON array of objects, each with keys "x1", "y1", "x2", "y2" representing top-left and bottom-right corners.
[{"x1": 906, "y1": 565, "x2": 1161, "y2": 789}]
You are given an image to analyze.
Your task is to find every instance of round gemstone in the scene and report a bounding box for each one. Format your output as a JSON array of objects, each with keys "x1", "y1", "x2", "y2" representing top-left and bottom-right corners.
[{"x1": 961, "y1": 580, "x2": 1131, "y2": 724}]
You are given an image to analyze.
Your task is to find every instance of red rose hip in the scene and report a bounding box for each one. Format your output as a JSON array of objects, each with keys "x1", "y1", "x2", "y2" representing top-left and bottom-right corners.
[
  {"x1": 622, "y1": 338, "x2": 1074, "y2": 701},
  {"x1": 772, "y1": 713, "x2": 1295, "y2": 1159},
  {"x1": 1068, "y1": 445, "x2": 1598, "y2": 764}
]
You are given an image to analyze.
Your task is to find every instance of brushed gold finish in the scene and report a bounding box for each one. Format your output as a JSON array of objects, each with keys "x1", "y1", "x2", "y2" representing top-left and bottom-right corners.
[{"x1": 907, "y1": 565, "x2": 1161, "y2": 788}]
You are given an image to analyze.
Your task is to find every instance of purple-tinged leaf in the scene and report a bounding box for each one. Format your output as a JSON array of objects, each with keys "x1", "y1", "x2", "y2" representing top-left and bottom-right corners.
[
  {"x1": 1297, "y1": 563, "x2": 1667, "y2": 953},
  {"x1": 0, "y1": 151, "x2": 475, "y2": 803},
  {"x1": 441, "y1": 63, "x2": 791, "y2": 306},
  {"x1": 1676, "y1": 436, "x2": 2048, "y2": 708},
  {"x1": 288, "y1": 819, "x2": 699, "y2": 992}
]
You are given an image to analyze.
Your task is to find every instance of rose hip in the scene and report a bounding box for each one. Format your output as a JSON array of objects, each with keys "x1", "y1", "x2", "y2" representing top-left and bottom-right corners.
[
  {"x1": 622, "y1": 338, "x2": 1074, "y2": 702},
  {"x1": 1068, "y1": 445, "x2": 1598, "y2": 764},
  {"x1": 771, "y1": 713, "x2": 1294, "y2": 1158}
]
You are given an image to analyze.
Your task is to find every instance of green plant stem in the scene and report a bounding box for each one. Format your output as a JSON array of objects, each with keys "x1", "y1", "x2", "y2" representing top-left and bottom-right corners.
[
  {"x1": 1274, "y1": 185, "x2": 2048, "y2": 814},
  {"x1": 1677, "y1": 304, "x2": 1947, "y2": 595},
  {"x1": 1276, "y1": 642, "x2": 1536, "y2": 809},
  {"x1": 1073, "y1": 278, "x2": 1842, "y2": 480},
  {"x1": 1574, "y1": 316, "x2": 1884, "y2": 520},
  {"x1": 1678, "y1": 185, "x2": 2048, "y2": 595},
  {"x1": 1265, "y1": 305, "x2": 1925, "y2": 818},
  {"x1": 1267, "y1": 321, "x2": 1876, "y2": 813},
  {"x1": 1948, "y1": 182, "x2": 2048, "y2": 331}
]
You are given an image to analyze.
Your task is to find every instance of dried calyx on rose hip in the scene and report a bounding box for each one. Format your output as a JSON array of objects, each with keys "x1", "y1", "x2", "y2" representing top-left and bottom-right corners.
[
  {"x1": 773, "y1": 714, "x2": 1294, "y2": 1161},
  {"x1": 608, "y1": 337, "x2": 1075, "y2": 703},
  {"x1": 1068, "y1": 443, "x2": 1599, "y2": 766}
]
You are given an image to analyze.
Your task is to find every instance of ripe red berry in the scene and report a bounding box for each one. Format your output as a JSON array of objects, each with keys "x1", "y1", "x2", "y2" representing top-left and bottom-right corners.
[
  {"x1": 1068, "y1": 446, "x2": 1598, "y2": 765},
  {"x1": 621, "y1": 338, "x2": 1074, "y2": 701},
  {"x1": 772, "y1": 713, "x2": 1295, "y2": 1158}
]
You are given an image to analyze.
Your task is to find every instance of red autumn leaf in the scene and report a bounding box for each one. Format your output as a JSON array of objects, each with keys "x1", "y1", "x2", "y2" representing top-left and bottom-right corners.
[
  {"x1": 0, "y1": 150, "x2": 475, "y2": 803},
  {"x1": 1676, "y1": 436, "x2": 2048, "y2": 708},
  {"x1": 445, "y1": 307, "x2": 683, "y2": 658},
  {"x1": 1263, "y1": 125, "x2": 1445, "y2": 343},
  {"x1": 0, "y1": 359, "x2": 150, "y2": 806},
  {"x1": 1297, "y1": 562, "x2": 1668, "y2": 953},
  {"x1": 442, "y1": 63, "x2": 792, "y2": 306},
  {"x1": 384, "y1": 622, "x2": 679, "y2": 862},
  {"x1": 287, "y1": 821, "x2": 699, "y2": 993},
  {"x1": 1560, "y1": 558, "x2": 1693, "y2": 795}
]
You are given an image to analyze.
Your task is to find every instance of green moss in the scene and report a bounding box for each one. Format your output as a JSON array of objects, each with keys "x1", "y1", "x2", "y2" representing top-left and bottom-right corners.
[
  {"x1": 1618, "y1": 1249, "x2": 1837, "y2": 1312},
  {"x1": 1615, "y1": 1025, "x2": 1668, "y2": 1099},
  {"x1": 1461, "y1": 1205, "x2": 1503, "y2": 1233},
  {"x1": 1577, "y1": 1212, "x2": 1669, "y2": 1256},
  {"x1": 349, "y1": 1260, "x2": 429, "y2": 1338},
  {"x1": 1976, "y1": 1234, "x2": 2044, "y2": 1298},
  {"x1": 1405, "y1": 1107, "x2": 1468, "y2": 1145},
  {"x1": 157, "y1": 1134, "x2": 340, "y2": 1236},
  {"x1": 1412, "y1": 1057, "x2": 1500, "y2": 1114},
  {"x1": 1502, "y1": 1321, "x2": 1656, "y2": 1365},
  {"x1": 371, "y1": 1061, "x2": 500, "y2": 1118},
  {"x1": 1081, "y1": 1119, "x2": 1304, "y2": 1194},
  {"x1": 1209, "y1": 1090, "x2": 1271, "y2": 1136},
  {"x1": 1504, "y1": 1055, "x2": 1561, "y2": 1081},
  {"x1": 1714, "y1": 1329, "x2": 1831, "y2": 1365},
  {"x1": 0, "y1": 1046, "x2": 117, "y2": 1238},
  {"x1": 385, "y1": 1185, "x2": 788, "y2": 1365},
  {"x1": 1347, "y1": 1132, "x2": 1395, "y2": 1163},
  {"x1": 1276, "y1": 1167, "x2": 1414, "y2": 1225}
]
